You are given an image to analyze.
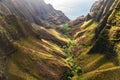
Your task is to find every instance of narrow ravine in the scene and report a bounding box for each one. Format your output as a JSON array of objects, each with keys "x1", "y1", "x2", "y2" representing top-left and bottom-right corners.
[{"x1": 62, "y1": 41, "x2": 83, "y2": 80}]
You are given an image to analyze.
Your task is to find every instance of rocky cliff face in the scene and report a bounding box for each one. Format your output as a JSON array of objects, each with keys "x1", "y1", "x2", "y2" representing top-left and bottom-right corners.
[
  {"x1": 87, "y1": 0, "x2": 116, "y2": 22},
  {"x1": 0, "y1": 0, "x2": 69, "y2": 27},
  {"x1": 69, "y1": 0, "x2": 116, "y2": 27}
]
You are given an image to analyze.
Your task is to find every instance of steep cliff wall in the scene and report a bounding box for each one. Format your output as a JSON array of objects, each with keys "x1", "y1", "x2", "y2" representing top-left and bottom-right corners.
[
  {"x1": 0, "y1": 0, "x2": 70, "y2": 27},
  {"x1": 87, "y1": 0, "x2": 116, "y2": 22}
]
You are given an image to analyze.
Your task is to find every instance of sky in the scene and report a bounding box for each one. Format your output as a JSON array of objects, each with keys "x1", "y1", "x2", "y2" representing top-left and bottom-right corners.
[{"x1": 44, "y1": 0, "x2": 97, "y2": 20}]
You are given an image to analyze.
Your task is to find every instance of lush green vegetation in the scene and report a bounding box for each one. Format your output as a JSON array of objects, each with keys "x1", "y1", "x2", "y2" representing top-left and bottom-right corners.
[
  {"x1": 0, "y1": 11, "x2": 3, "y2": 16},
  {"x1": 58, "y1": 24, "x2": 72, "y2": 35},
  {"x1": 62, "y1": 41, "x2": 83, "y2": 80}
]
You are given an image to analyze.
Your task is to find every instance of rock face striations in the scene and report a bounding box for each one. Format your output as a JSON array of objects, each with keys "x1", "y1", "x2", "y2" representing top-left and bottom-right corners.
[
  {"x1": 0, "y1": 0, "x2": 70, "y2": 27},
  {"x1": 69, "y1": 0, "x2": 117, "y2": 27},
  {"x1": 87, "y1": 0, "x2": 116, "y2": 22}
]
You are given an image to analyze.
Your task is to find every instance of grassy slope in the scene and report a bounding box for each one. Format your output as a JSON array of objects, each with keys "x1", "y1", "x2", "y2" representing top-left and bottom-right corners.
[
  {"x1": 0, "y1": 14, "x2": 71, "y2": 80},
  {"x1": 71, "y1": 2, "x2": 120, "y2": 79},
  {"x1": 7, "y1": 37, "x2": 70, "y2": 80}
]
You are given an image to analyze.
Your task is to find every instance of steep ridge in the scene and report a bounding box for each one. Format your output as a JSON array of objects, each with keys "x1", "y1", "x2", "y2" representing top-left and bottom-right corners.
[
  {"x1": 88, "y1": 0, "x2": 116, "y2": 22},
  {"x1": 70, "y1": 0, "x2": 120, "y2": 80},
  {"x1": 68, "y1": 0, "x2": 116, "y2": 28},
  {"x1": 0, "y1": 13, "x2": 70, "y2": 80},
  {"x1": 0, "y1": 0, "x2": 69, "y2": 27},
  {"x1": 69, "y1": 0, "x2": 117, "y2": 36}
]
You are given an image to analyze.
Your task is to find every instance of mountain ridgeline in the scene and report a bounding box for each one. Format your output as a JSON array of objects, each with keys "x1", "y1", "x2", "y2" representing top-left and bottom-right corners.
[
  {"x1": 0, "y1": 0, "x2": 120, "y2": 80},
  {"x1": 0, "y1": 0, "x2": 69, "y2": 27}
]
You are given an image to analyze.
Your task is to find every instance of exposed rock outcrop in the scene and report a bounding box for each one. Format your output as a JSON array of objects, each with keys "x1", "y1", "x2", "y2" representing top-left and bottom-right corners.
[
  {"x1": 0, "y1": 0, "x2": 70, "y2": 27},
  {"x1": 88, "y1": 0, "x2": 116, "y2": 22}
]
